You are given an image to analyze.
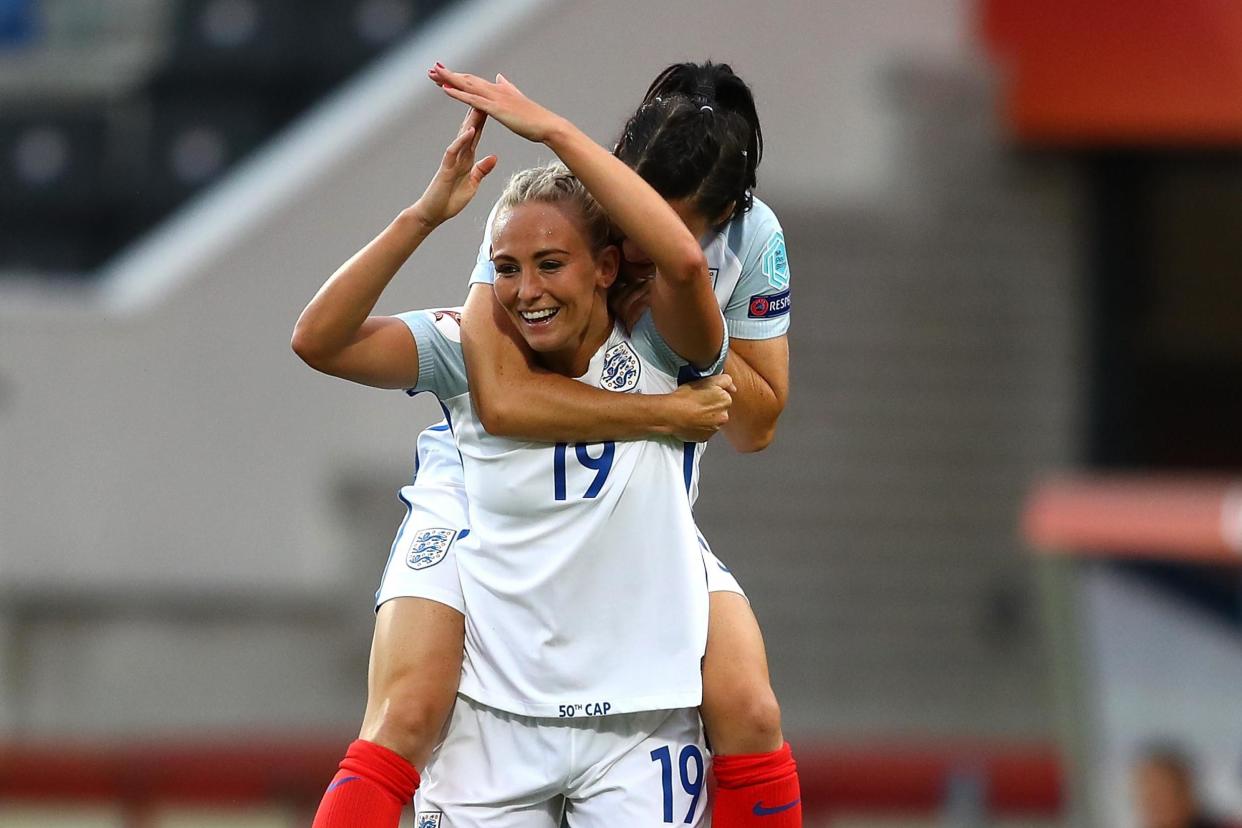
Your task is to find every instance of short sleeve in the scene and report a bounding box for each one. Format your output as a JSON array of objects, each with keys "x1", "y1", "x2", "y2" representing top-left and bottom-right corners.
[
  {"x1": 722, "y1": 199, "x2": 791, "y2": 340},
  {"x1": 630, "y1": 311, "x2": 729, "y2": 379},
  {"x1": 467, "y1": 200, "x2": 502, "y2": 287},
  {"x1": 395, "y1": 308, "x2": 469, "y2": 399}
]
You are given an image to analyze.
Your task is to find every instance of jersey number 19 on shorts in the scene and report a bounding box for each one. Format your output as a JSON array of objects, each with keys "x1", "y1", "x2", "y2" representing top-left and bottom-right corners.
[
  {"x1": 553, "y1": 441, "x2": 615, "y2": 501},
  {"x1": 651, "y1": 744, "x2": 704, "y2": 824}
]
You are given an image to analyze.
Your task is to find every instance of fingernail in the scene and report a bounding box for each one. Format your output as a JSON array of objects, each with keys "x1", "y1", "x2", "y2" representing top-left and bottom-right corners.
[{"x1": 435, "y1": 62, "x2": 444, "y2": 68}]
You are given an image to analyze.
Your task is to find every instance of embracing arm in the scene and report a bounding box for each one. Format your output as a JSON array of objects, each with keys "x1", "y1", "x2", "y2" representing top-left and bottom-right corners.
[
  {"x1": 543, "y1": 124, "x2": 723, "y2": 369},
  {"x1": 722, "y1": 336, "x2": 789, "y2": 452},
  {"x1": 462, "y1": 283, "x2": 733, "y2": 442}
]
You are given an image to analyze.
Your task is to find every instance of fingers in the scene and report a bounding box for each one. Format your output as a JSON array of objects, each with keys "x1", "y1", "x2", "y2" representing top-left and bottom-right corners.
[
  {"x1": 471, "y1": 155, "x2": 498, "y2": 185},
  {"x1": 440, "y1": 84, "x2": 490, "y2": 112},
  {"x1": 468, "y1": 108, "x2": 486, "y2": 151},
  {"x1": 459, "y1": 105, "x2": 486, "y2": 141},
  {"x1": 430, "y1": 64, "x2": 486, "y2": 94},
  {"x1": 442, "y1": 125, "x2": 475, "y2": 165}
]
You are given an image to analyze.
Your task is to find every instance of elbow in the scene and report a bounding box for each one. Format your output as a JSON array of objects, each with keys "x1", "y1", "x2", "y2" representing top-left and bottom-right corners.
[
  {"x1": 731, "y1": 425, "x2": 776, "y2": 454},
  {"x1": 665, "y1": 243, "x2": 710, "y2": 286},
  {"x1": 727, "y1": 402, "x2": 786, "y2": 453},
  {"x1": 473, "y1": 393, "x2": 519, "y2": 437},
  {"x1": 290, "y1": 324, "x2": 328, "y2": 370}
]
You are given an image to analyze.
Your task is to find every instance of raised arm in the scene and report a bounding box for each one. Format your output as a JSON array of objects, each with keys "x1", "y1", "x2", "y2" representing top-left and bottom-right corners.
[
  {"x1": 429, "y1": 66, "x2": 724, "y2": 369},
  {"x1": 291, "y1": 109, "x2": 496, "y2": 388}
]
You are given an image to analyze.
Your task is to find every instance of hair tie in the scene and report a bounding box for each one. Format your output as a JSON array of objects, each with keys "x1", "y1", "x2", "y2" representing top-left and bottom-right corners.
[{"x1": 700, "y1": 105, "x2": 713, "y2": 113}]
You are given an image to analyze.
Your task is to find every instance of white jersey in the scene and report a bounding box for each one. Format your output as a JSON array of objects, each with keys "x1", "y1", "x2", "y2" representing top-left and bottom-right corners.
[
  {"x1": 398, "y1": 306, "x2": 727, "y2": 718},
  {"x1": 469, "y1": 195, "x2": 792, "y2": 502}
]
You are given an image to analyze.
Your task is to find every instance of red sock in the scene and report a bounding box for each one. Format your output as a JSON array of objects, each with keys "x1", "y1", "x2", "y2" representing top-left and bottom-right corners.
[
  {"x1": 712, "y1": 742, "x2": 802, "y2": 827},
  {"x1": 311, "y1": 739, "x2": 420, "y2": 828}
]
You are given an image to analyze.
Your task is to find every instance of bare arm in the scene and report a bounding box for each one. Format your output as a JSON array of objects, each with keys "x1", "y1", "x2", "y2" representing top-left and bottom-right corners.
[
  {"x1": 430, "y1": 66, "x2": 724, "y2": 368},
  {"x1": 721, "y1": 336, "x2": 790, "y2": 452},
  {"x1": 461, "y1": 283, "x2": 733, "y2": 442},
  {"x1": 292, "y1": 110, "x2": 496, "y2": 388}
]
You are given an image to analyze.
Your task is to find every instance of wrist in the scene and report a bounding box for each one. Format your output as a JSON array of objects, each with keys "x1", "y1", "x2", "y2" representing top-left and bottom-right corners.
[
  {"x1": 646, "y1": 393, "x2": 680, "y2": 437},
  {"x1": 541, "y1": 116, "x2": 577, "y2": 151},
  {"x1": 401, "y1": 203, "x2": 440, "y2": 237}
]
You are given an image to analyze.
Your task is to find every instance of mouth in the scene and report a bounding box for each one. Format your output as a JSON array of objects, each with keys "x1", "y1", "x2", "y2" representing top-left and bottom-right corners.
[{"x1": 518, "y1": 307, "x2": 560, "y2": 327}]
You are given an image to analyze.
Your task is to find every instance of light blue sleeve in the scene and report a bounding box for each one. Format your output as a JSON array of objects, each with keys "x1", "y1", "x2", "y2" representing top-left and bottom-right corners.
[
  {"x1": 630, "y1": 311, "x2": 729, "y2": 380},
  {"x1": 722, "y1": 198, "x2": 791, "y2": 340},
  {"x1": 395, "y1": 309, "x2": 469, "y2": 399},
  {"x1": 467, "y1": 199, "x2": 502, "y2": 287}
]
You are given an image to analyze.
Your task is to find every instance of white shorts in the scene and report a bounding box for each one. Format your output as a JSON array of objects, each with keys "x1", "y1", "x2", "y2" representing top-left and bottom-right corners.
[
  {"x1": 415, "y1": 696, "x2": 710, "y2": 828},
  {"x1": 700, "y1": 542, "x2": 745, "y2": 597},
  {"x1": 375, "y1": 483, "x2": 469, "y2": 614},
  {"x1": 377, "y1": 486, "x2": 745, "y2": 616}
]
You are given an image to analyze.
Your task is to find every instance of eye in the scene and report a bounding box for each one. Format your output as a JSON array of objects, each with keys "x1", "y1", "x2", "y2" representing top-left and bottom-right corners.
[
  {"x1": 494, "y1": 262, "x2": 519, "y2": 276},
  {"x1": 539, "y1": 259, "x2": 563, "y2": 271}
]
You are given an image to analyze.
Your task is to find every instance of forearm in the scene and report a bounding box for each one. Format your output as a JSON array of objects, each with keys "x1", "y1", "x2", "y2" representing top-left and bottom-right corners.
[
  {"x1": 720, "y1": 349, "x2": 783, "y2": 452},
  {"x1": 488, "y1": 370, "x2": 679, "y2": 442},
  {"x1": 462, "y1": 284, "x2": 678, "y2": 441},
  {"x1": 543, "y1": 121, "x2": 703, "y2": 283},
  {"x1": 293, "y1": 208, "x2": 431, "y2": 357}
]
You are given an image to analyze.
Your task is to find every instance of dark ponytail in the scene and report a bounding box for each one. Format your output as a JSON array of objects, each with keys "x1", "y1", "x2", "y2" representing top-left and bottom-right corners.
[{"x1": 615, "y1": 61, "x2": 763, "y2": 222}]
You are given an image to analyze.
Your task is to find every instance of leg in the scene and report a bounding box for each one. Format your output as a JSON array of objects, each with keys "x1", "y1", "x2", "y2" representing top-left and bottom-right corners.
[
  {"x1": 313, "y1": 597, "x2": 465, "y2": 828},
  {"x1": 361, "y1": 597, "x2": 465, "y2": 768},
  {"x1": 699, "y1": 551, "x2": 802, "y2": 827},
  {"x1": 314, "y1": 477, "x2": 471, "y2": 828},
  {"x1": 700, "y1": 591, "x2": 783, "y2": 754}
]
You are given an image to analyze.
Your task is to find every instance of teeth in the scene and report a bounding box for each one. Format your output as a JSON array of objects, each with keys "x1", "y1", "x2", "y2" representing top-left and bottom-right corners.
[{"x1": 521, "y1": 308, "x2": 558, "y2": 321}]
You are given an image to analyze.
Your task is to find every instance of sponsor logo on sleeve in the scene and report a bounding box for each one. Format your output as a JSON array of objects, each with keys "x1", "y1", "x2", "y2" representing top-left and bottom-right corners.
[
  {"x1": 431, "y1": 309, "x2": 463, "y2": 342},
  {"x1": 760, "y1": 231, "x2": 789, "y2": 290},
  {"x1": 747, "y1": 288, "x2": 791, "y2": 319},
  {"x1": 406, "y1": 528, "x2": 457, "y2": 570},
  {"x1": 601, "y1": 342, "x2": 641, "y2": 392}
]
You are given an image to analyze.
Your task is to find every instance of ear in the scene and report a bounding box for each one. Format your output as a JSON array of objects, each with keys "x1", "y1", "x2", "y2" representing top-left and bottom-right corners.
[{"x1": 595, "y1": 244, "x2": 620, "y2": 289}]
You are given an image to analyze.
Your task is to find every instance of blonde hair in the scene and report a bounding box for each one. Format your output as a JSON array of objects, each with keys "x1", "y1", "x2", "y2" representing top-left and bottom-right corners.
[{"x1": 493, "y1": 162, "x2": 614, "y2": 254}]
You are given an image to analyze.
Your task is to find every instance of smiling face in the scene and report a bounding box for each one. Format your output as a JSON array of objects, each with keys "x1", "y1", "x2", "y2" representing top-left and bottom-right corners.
[{"x1": 491, "y1": 201, "x2": 619, "y2": 376}]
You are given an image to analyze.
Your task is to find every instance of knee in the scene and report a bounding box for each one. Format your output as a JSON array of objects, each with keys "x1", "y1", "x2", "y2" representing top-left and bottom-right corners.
[
  {"x1": 704, "y1": 685, "x2": 784, "y2": 755},
  {"x1": 361, "y1": 682, "x2": 453, "y2": 766}
]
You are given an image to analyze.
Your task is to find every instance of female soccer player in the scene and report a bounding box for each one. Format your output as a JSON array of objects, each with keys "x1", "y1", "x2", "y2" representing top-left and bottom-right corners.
[
  {"x1": 297, "y1": 82, "x2": 731, "y2": 825},
  {"x1": 307, "y1": 63, "x2": 799, "y2": 828}
]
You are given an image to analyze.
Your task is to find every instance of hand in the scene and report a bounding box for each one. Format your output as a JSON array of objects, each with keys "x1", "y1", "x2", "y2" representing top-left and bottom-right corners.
[
  {"x1": 428, "y1": 64, "x2": 564, "y2": 144},
  {"x1": 609, "y1": 267, "x2": 654, "y2": 333},
  {"x1": 410, "y1": 107, "x2": 497, "y2": 230},
  {"x1": 667, "y1": 374, "x2": 735, "y2": 443}
]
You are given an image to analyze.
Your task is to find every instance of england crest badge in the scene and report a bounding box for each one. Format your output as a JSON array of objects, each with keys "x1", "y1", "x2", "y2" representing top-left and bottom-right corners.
[
  {"x1": 601, "y1": 342, "x2": 640, "y2": 392},
  {"x1": 406, "y1": 528, "x2": 456, "y2": 570},
  {"x1": 416, "y1": 812, "x2": 442, "y2": 828}
]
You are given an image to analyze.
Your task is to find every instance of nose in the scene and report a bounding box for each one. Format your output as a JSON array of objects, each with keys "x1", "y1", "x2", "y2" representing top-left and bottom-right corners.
[
  {"x1": 621, "y1": 238, "x2": 651, "y2": 266},
  {"x1": 516, "y1": 268, "x2": 543, "y2": 304}
]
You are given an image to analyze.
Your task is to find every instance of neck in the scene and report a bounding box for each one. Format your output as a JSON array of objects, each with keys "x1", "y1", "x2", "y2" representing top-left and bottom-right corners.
[{"x1": 540, "y1": 298, "x2": 613, "y2": 378}]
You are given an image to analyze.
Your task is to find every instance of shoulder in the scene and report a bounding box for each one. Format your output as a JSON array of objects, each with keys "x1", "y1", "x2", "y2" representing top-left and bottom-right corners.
[
  {"x1": 727, "y1": 196, "x2": 783, "y2": 257},
  {"x1": 394, "y1": 307, "x2": 468, "y2": 398},
  {"x1": 398, "y1": 307, "x2": 465, "y2": 342}
]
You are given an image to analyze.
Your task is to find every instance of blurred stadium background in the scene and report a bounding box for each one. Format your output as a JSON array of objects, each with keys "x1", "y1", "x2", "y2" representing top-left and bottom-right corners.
[{"x1": 1, "y1": 0, "x2": 1241, "y2": 825}]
